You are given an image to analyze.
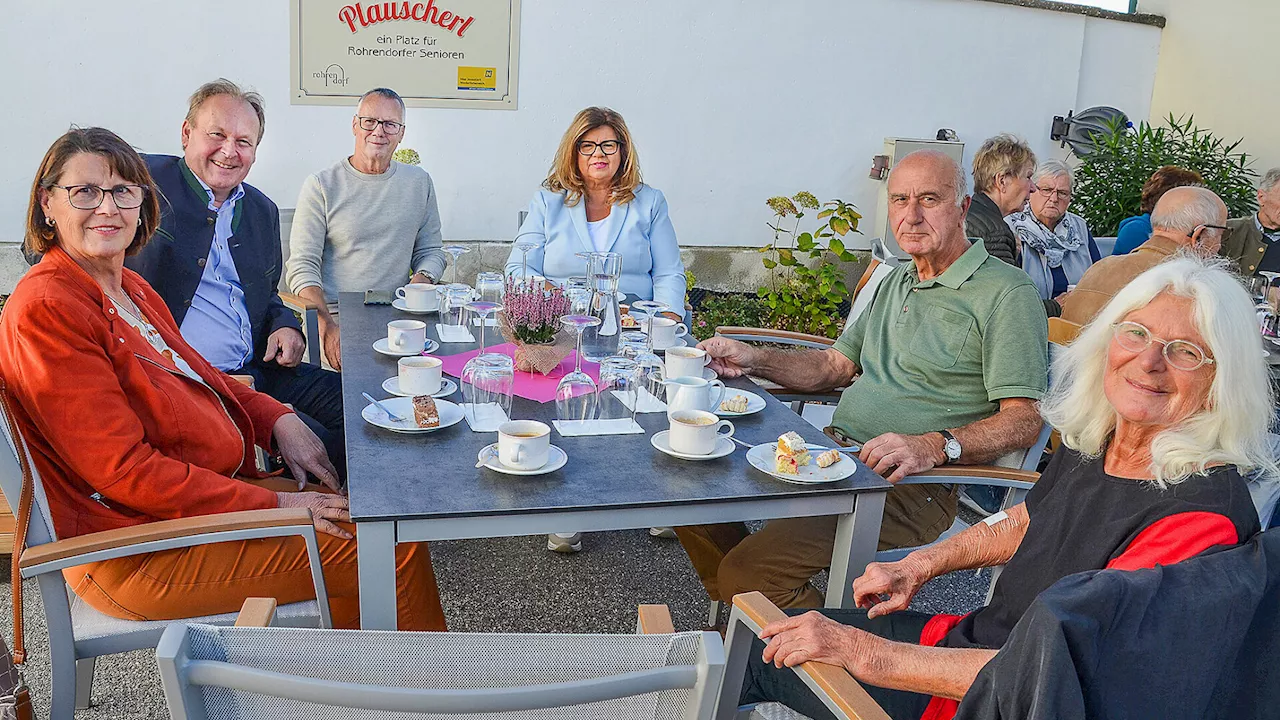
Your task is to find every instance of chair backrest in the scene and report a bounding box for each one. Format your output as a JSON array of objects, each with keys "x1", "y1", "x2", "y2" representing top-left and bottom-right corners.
[
  {"x1": 158, "y1": 624, "x2": 725, "y2": 719},
  {"x1": 0, "y1": 397, "x2": 59, "y2": 548},
  {"x1": 1047, "y1": 317, "x2": 1082, "y2": 346}
]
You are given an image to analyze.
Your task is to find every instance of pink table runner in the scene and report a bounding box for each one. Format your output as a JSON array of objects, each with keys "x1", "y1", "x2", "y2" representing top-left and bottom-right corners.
[{"x1": 435, "y1": 342, "x2": 600, "y2": 403}]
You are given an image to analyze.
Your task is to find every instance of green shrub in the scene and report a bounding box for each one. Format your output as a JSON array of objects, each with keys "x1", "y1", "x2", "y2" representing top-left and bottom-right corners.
[{"x1": 691, "y1": 293, "x2": 767, "y2": 341}]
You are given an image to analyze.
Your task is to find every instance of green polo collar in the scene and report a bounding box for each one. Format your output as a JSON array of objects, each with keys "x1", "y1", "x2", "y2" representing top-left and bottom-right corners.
[
  {"x1": 178, "y1": 158, "x2": 244, "y2": 233},
  {"x1": 908, "y1": 239, "x2": 989, "y2": 289}
]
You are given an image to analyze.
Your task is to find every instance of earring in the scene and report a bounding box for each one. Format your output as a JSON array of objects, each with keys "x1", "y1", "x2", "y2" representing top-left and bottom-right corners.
[
  {"x1": 137, "y1": 218, "x2": 142, "y2": 227},
  {"x1": 45, "y1": 217, "x2": 54, "y2": 227}
]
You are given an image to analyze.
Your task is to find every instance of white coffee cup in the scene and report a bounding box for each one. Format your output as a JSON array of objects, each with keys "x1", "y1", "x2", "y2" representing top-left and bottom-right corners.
[
  {"x1": 397, "y1": 283, "x2": 440, "y2": 311},
  {"x1": 644, "y1": 316, "x2": 688, "y2": 349},
  {"x1": 664, "y1": 376, "x2": 727, "y2": 415},
  {"x1": 398, "y1": 355, "x2": 442, "y2": 395},
  {"x1": 668, "y1": 409, "x2": 734, "y2": 455},
  {"x1": 665, "y1": 346, "x2": 711, "y2": 379},
  {"x1": 497, "y1": 420, "x2": 551, "y2": 470},
  {"x1": 387, "y1": 319, "x2": 428, "y2": 353}
]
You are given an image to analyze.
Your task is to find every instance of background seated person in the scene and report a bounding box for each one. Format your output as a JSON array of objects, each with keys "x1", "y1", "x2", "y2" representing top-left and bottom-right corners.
[
  {"x1": 740, "y1": 256, "x2": 1268, "y2": 720},
  {"x1": 0, "y1": 128, "x2": 445, "y2": 631},
  {"x1": 1219, "y1": 166, "x2": 1280, "y2": 277},
  {"x1": 675, "y1": 150, "x2": 1048, "y2": 610},
  {"x1": 965, "y1": 134, "x2": 1036, "y2": 266},
  {"x1": 1006, "y1": 159, "x2": 1100, "y2": 317}
]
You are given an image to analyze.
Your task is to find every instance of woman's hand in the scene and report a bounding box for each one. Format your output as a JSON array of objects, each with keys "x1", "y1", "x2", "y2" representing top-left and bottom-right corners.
[
  {"x1": 852, "y1": 556, "x2": 932, "y2": 618},
  {"x1": 272, "y1": 413, "x2": 340, "y2": 492},
  {"x1": 760, "y1": 611, "x2": 886, "y2": 674},
  {"x1": 276, "y1": 490, "x2": 352, "y2": 539}
]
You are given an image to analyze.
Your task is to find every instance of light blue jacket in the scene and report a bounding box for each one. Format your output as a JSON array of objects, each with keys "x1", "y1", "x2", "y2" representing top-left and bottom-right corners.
[{"x1": 504, "y1": 184, "x2": 686, "y2": 311}]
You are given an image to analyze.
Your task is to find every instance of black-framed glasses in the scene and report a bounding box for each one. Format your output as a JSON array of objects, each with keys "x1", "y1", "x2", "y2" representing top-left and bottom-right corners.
[
  {"x1": 356, "y1": 116, "x2": 404, "y2": 134},
  {"x1": 577, "y1": 140, "x2": 621, "y2": 156},
  {"x1": 1110, "y1": 321, "x2": 1215, "y2": 371},
  {"x1": 1188, "y1": 223, "x2": 1228, "y2": 238},
  {"x1": 1034, "y1": 186, "x2": 1072, "y2": 201},
  {"x1": 50, "y1": 184, "x2": 146, "y2": 210}
]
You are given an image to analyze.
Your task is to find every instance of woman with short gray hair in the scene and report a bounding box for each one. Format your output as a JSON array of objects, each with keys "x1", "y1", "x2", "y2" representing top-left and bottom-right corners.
[{"x1": 1006, "y1": 159, "x2": 1100, "y2": 317}]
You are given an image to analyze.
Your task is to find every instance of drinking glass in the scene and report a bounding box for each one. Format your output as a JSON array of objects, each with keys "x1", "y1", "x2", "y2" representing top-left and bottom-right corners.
[
  {"x1": 564, "y1": 276, "x2": 592, "y2": 314},
  {"x1": 556, "y1": 314, "x2": 601, "y2": 422},
  {"x1": 1249, "y1": 275, "x2": 1269, "y2": 303},
  {"x1": 461, "y1": 353, "x2": 514, "y2": 427},
  {"x1": 443, "y1": 284, "x2": 473, "y2": 329},
  {"x1": 1261, "y1": 271, "x2": 1280, "y2": 310},
  {"x1": 443, "y1": 245, "x2": 470, "y2": 286},
  {"x1": 620, "y1": 330, "x2": 666, "y2": 409},
  {"x1": 465, "y1": 301, "x2": 502, "y2": 355},
  {"x1": 476, "y1": 272, "x2": 505, "y2": 304},
  {"x1": 597, "y1": 356, "x2": 640, "y2": 423}
]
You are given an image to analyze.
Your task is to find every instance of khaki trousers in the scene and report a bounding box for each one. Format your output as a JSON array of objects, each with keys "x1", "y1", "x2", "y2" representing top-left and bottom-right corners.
[
  {"x1": 63, "y1": 478, "x2": 447, "y2": 631},
  {"x1": 675, "y1": 482, "x2": 958, "y2": 609}
]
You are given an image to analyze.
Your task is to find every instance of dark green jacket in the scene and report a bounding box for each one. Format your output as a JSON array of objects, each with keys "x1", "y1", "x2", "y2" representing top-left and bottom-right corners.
[{"x1": 1220, "y1": 215, "x2": 1265, "y2": 275}]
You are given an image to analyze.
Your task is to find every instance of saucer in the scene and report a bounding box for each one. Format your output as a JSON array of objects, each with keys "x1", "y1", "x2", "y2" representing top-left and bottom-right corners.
[
  {"x1": 746, "y1": 442, "x2": 857, "y2": 484},
  {"x1": 361, "y1": 397, "x2": 464, "y2": 433},
  {"x1": 651, "y1": 430, "x2": 735, "y2": 461},
  {"x1": 392, "y1": 298, "x2": 438, "y2": 314},
  {"x1": 477, "y1": 443, "x2": 568, "y2": 476},
  {"x1": 381, "y1": 376, "x2": 458, "y2": 398},
  {"x1": 715, "y1": 389, "x2": 766, "y2": 417},
  {"x1": 702, "y1": 367, "x2": 718, "y2": 381},
  {"x1": 374, "y1": 338, "x2": 440, "y2": 357},
  {"x1": 650, "y1": 336, "x2": 690, "y2": 353}
]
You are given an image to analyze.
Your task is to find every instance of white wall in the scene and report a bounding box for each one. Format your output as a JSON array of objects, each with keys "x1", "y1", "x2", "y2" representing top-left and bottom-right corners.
[
  {"x1": 0, "y1": 0, "x2": 1160, "y2": 250},
  {"x1": 1142, "y1": 0, "x2": 1280, "y2": 177}
]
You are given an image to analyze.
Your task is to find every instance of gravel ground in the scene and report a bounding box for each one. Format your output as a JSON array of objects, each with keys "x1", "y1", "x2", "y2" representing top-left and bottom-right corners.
[{"x1": 0, "y1": 526, "x2": 989, "y2": 718}]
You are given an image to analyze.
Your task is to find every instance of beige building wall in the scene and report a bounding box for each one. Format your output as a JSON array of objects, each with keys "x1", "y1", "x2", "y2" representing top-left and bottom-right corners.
[{"x1": 1143, "y1": 0, "x2": 1280, "y2": 179}]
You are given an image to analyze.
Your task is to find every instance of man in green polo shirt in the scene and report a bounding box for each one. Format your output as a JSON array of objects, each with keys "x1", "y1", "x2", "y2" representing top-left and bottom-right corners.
[{"x1": 675, "y1": 150, "x2": 1048, "y2": 609}]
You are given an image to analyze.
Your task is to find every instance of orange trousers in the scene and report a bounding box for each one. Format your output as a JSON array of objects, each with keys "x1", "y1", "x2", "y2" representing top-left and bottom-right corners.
[{"x1": 62, "y1": 480, "x2": 447, "y2": 631}]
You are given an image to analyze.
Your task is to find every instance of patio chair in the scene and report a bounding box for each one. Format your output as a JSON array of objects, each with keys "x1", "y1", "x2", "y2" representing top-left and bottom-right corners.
[
  {"x1": 157, "y1": 599, "x2": 726, "y2": 719},
  {"x1": 0, "y1": 396, "x2": 330, "y2": 720},
  {"x1": 278, "y1": 291, "x2": 322, "y2": 367}
]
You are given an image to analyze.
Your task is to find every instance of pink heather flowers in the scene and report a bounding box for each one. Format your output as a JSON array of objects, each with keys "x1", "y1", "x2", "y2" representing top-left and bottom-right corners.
[{"x1": 504, "y1": 277, "x2": 571, "y2": 345}]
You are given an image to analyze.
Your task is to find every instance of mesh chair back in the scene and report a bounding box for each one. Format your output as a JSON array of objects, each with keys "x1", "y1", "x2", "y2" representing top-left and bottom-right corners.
[{"x1": 159, "y1": 624, "x2": 723, "y2": 719}]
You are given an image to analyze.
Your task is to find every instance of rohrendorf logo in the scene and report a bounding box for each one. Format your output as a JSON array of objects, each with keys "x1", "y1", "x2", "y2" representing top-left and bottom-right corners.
[
  {"x1": 339, "y1": 2, "x2": 476, "y2": 37},
  {"x1": 313, "y1": 64, "x2": 351, "y2": 87}
]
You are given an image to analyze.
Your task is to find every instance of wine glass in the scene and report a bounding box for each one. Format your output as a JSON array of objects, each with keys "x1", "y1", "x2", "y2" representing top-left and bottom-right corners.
[
  {"x1": 556, "y1": 314, "x2": 601, "y2": 422},
  {"x1": 514, "y1": 236, "x2": 543, "y2": 286},
  {"x1": 597, "y1": 356, "x2": 640, "y2": 423},
  {"x1": 630, "y1": 300, "x2": 670, "y2": 356},
  {"x1": 465, "y1": 301, "x2": 502, "y2": 355},
  {"x1": 443, "y1": 244, "x2": 470, "y2": 286}
]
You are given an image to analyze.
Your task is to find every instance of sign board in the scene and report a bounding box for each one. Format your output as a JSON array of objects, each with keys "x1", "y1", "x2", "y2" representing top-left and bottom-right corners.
[{"x1": 290, "y1": 0, "x2": 520, "y2": 110}]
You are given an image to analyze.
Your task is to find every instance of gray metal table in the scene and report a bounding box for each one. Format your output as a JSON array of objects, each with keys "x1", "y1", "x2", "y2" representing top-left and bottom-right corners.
[{"x1": 338, "y1": 293, "x2": 892, "y2": 629}]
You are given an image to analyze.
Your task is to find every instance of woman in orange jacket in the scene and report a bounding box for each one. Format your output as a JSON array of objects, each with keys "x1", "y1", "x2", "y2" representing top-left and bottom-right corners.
[{"x1": 0, "y1": 127, "x2": 445, "y2": 630}]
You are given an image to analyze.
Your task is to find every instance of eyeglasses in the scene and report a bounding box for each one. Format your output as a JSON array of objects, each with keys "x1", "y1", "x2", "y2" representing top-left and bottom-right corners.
[
  {"x1": 356, "y1": 116, "x2": 404, "y2": 134},
  {"x1": 50, "y1": 184, "x2": 146, "y2": 210},
  {"x1": 1188, "y1": 223, "x2": 1228, "y2": 238},
  {"x1": 1110, "y1": 321, "x2": 1215, "y2": 371},
  {"x1": 577, "y1": 140, "x2": 621, "y2": 156},
  {"x1": 1034, "y1": 186, "x2": 1072, "y2": 201}
]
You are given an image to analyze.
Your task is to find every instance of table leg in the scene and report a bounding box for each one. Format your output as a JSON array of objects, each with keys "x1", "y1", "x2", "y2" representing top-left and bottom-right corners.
[
  {"x1": 825, "y1": 490, "x2": 887, "y2": 609},
  {"x1": 356, "y1": 521, "x2": 398, "y2": 629}
]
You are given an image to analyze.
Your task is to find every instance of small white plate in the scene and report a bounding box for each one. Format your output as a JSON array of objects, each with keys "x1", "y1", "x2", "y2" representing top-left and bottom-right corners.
[
  {"x1": 392, "y1": 298, "x2": 438, "y2": 314},
  {"x1": 746, "y1": 442, "x2": 857, "y2": 484},
  {"x1": 373, "y1": 338, "x2": 440, "y2": 357},
  {"x1": 716, "y1": 389, "x2": 766, "y2": 417},
  {"x1": 650, "y1": 430, "x2": 735, "y2": 461},
  {"x1": 650, "y1": 336, "x2": 689, "y2": 353},
  {"x1": 702, "y1": 367, "x2": 718, "y2": 381},
  {"x1": 362, "y1": 397, "x2": 464, "y2": 433},
  {"x1": 476, "y1": 443, "x2": 568, "y2": 475},
  {"x1": 381, "y1": 377, "x2": 458, "y2": 398}
]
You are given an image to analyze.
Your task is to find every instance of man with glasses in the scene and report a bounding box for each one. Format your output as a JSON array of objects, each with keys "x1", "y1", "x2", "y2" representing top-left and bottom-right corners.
[
  {"x1": 1061, "y1": 186, "x2": 1227, "y2": 325},
  {"x1": 1220, "y1": 167, "x2": 1280, "y2": 276},
  {"x1": 286, "y1": 87, "x2": 447, "y2": 369},
  {"x1": 123, "y1": 78, "x2": 347, "y2": 485}
]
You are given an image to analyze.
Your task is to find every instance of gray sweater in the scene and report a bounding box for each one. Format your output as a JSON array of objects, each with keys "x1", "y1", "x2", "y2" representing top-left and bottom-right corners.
[{"x1": 286, "y1": 159, "x2": 447, "y2": 303}]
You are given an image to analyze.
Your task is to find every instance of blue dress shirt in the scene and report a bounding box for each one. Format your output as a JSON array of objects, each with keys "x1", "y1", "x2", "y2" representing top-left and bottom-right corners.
[
  {"x1": 504, "y1": 184, "x2": 686, "y2": 311},
  {"x1": 178, "y1": 179, "x2": 255, "y2": 371}
]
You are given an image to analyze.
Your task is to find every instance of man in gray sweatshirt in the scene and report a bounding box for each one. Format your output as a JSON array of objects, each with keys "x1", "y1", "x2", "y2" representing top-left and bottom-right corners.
[{"x1": 286, "y1": 87, "x2": 448, "y2": 369}]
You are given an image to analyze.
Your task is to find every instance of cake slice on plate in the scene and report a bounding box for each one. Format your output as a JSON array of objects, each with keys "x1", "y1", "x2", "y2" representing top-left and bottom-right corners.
[
  {"x1": 774, "y1": 431, "x2": 811, "y2": 475},
  {"x1": 412, "y1": 395, "x2": 440, "y2": 428}
]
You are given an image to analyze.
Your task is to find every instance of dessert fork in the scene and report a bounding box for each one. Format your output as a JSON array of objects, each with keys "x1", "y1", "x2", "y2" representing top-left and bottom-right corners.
[{"x1": 361, "y1": 392, "x2": 405, "y2": 423}]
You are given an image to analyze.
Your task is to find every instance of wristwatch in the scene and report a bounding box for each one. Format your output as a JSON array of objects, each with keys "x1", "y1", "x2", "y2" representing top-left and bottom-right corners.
[{"x1": 939, "y1": 430, "x2": 962, "y2": 464}]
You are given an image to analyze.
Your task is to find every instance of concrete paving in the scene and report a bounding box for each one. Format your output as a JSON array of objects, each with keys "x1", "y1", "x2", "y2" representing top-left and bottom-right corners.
[{"x1": 1, "y1": 528, "x2": 989, "y2": 718}]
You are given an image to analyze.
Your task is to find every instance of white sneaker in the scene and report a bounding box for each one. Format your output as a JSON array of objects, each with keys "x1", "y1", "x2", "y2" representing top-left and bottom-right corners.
[
  {"x1": 649, "y1": 527, "x2": 678, "y2": 539},
  {"x1": 547, "y1": 532, "x2": 582, "y2": 553}
]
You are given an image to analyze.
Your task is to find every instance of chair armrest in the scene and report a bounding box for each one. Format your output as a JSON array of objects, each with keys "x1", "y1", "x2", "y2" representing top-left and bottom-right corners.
[
  {"x1": 235, "y1": 598, "x2": 278, "y2": 628},
  {"x1": 902, "y1": 466, "x2": 1039, "y2": 490},
  {"x1": 278, "y1": 292, "x2": 320, "y2": 312},
  {"x1": 636, "y1": 605, "x2": 675, "y2": 634},
  {"x1": 732, "y1": 593, "x2": 889, "y2": 720},
  {"x1": 715, "y1": 326, "x2": 835, "y2": 350},
  {"x1": 229, "y1": 374, "x2": 255, "y2": 388},
  {"x1": 19, "y1": 508, "x2": 314, "y2": 576}
]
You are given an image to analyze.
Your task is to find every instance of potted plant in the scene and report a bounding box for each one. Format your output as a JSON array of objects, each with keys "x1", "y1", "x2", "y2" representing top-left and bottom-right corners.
[{"x1": 497, "y1": 278, "x2": 573, "y2": 375}]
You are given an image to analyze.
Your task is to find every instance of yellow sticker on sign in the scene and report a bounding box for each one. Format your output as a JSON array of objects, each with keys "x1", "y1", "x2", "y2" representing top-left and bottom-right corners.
[{"x1": 457, "y1": 66, "x2": 497, "y2": 91}]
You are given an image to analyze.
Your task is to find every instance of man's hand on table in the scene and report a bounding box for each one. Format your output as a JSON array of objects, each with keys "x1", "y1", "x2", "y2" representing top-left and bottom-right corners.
[
  {"x1": 273, "y1": 413, "x2": 341, "y2": 492},
  {"x1": 859, "y1": 432, "x2": 946, "y2": 483},
  {"x1": 262, "y1": 327, "x2": 306, "y2": 368},
  {"x1": 276, "y1": 490, "x2": 351, "y2": 539},
  {"x1": 319, "y1": 317, "x2": 342, "y2": 371},
  {"x1": 760, "y1": 610, "x2": 888, "y2": 674},
  {"x1": 697, "y1": 337, "x2": 757, "y2": 378}
]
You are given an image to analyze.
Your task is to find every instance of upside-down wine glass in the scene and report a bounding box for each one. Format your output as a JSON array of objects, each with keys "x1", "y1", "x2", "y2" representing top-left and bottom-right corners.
[
  {"x1": 514, "y1": 236, "x2": 543, "y2": 286},
  {"x1": 556, "y1": 314, "x2": 601, "y2": 422},
  {"x1": 443, "y1": 244, "x2": 470, "y2": 286},
  {"x1": 630, "y1": 299, "x2": 670, "y2": 356},
  {"x1": 464, "y1": 301, "x2": 502, "y2": 355}
]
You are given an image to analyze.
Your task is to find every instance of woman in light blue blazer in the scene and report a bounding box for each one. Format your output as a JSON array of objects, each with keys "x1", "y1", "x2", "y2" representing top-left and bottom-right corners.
[{"x1": 504, "y1": 107, "x2": 686, "y2": 320}]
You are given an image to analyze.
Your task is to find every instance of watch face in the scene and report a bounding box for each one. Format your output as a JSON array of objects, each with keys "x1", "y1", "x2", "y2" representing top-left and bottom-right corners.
[{"x1": 944, "y1": 439, "x2": 962, "y2": 460}]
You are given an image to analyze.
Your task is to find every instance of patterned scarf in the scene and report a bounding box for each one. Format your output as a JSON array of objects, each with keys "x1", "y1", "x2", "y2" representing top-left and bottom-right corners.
[{"x1": 1005, "y1": 207, "x2": 1086, "y2": 268}]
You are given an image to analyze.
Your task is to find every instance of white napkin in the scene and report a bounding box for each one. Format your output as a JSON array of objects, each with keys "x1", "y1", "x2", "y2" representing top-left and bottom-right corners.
[
  {"x1": 616, "y1": 388, "x2": 667, "y2": 413},
  {"x1": 461, "y1": 402, "x2": 510, "y2": 432},
  {"x1": 553, "y1": 418, "x2": 645, "y2": 436},
  {"x1": 436, "y1": 324, "x2": 476, "y2": 343}
]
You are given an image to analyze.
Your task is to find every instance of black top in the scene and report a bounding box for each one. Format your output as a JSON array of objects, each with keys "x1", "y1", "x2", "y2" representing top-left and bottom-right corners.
[
  {"x1": 943, "y1": 448, "x2": 1260, "y2": 649},
  {"x1": 964, "y1": 192, "x2": 1019, "y2": 267}
]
